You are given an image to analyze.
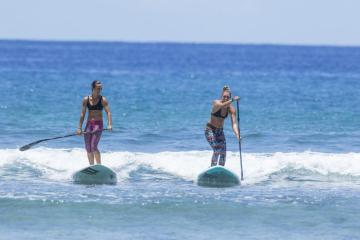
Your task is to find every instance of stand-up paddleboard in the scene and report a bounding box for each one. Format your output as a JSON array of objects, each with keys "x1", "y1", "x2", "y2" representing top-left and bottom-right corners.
[
  {"x1": 197, "y1": 166, "x2": 240, "y2": 187},
  {"x1": 72, "y1": 164, "x2": 117, "y2": 185}
]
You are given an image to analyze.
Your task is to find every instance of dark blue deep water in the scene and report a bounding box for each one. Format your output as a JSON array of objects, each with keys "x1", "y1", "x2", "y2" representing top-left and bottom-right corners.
[{"x1": 0, "y1": 40, "x2": 360, "y2": 239}]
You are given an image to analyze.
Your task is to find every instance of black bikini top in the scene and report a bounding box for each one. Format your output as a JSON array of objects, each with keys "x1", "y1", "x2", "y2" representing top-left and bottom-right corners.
[
  {"x1": 211, "y1": 107, "x2": 229, "y2": 119},
  {"x1": 87, "y1": 96, "x2": 103, "y2": 111}
]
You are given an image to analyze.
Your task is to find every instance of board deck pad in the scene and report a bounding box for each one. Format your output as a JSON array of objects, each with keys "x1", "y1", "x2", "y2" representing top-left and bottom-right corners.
[
  {"x1": 197, "y1": 166, "x2": 240, "y2": 187},
  {"x1": 72, "y1": 164, "x2": 117, "y2": 185}
]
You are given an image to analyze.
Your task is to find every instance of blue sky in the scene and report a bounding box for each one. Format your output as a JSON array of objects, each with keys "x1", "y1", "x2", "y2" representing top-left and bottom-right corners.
[{"x1": 0, "y1": 0, "x2": 359, "y2": 46}]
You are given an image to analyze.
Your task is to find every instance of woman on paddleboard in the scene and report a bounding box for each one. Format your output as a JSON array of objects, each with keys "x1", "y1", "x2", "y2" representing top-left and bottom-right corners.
[
  {"x1": 77, "y1": 80, "x2": 112, "y2": 165},
  {"x1": 205, "y1": 85, "x2": 240, "y2": 167}
]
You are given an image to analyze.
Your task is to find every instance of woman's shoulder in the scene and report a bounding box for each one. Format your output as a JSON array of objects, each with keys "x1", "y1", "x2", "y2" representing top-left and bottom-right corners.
[
  {"x1": 101, "y1": 96, "x2": 109, "y2": 104},
  {"x1": 212, "y1": 99, "x2": 221, "y2": 105}
]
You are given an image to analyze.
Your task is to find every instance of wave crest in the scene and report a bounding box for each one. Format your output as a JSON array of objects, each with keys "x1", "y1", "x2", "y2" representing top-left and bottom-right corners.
[{"x1": 1, "y1": 148, "x2": 360, "y2": 184}]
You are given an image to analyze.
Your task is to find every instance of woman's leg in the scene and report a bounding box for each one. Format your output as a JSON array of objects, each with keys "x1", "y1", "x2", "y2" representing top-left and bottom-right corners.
[
  {"x1": 94, "y1": 151, "x2": 101, "y2": 165},
  {"x1": 205, "y1": 126, "x2": 219, "y2": 166},
  {"x1": 84, "y1": 122, "x2": 95, "y2": 165},
  {"x1": 87, "y1": 152, "x2": 95, "y2": 165},
  {"x1": 217, "y1": 131, "x2": 227, "y2": 166},
  {"x1": 211, "y1": 153, "x2": 219, "y2": 167},
  {"x1": 90, "y1": 122, "x2": 103, "y2": 164}
]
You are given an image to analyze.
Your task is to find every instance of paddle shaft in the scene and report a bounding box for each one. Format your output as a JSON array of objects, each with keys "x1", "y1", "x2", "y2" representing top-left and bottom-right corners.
[
  {"x1": 236, "y1": 100, "x2": 244, "y2": 180},
  {"x1": 19, "y1": 128, "x2": 109, "y2": 151}
]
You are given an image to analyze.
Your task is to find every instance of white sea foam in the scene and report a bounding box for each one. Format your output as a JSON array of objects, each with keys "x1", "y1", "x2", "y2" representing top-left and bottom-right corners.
[{"x1": 1, "y1": 148, "x2": 360, "y2": 184}]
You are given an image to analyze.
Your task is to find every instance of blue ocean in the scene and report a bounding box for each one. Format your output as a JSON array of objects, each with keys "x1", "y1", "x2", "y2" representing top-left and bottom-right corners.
[{"x1": 1, "y1": 40, "x2": 360, "y2": 239}]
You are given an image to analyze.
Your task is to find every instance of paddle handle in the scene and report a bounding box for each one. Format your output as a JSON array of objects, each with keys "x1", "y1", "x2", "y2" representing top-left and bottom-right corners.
[
  {"x1": 19, "y1": 128, "x2": 109, "y2": 151},
  {"x1": 236, "y1": 100, "x2": 244, "y2": 181}
]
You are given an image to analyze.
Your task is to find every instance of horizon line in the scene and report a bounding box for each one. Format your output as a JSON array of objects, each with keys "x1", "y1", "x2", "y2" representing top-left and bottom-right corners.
[{"x1": 1, "y1": 38, "x2": 360, "y2": 48}]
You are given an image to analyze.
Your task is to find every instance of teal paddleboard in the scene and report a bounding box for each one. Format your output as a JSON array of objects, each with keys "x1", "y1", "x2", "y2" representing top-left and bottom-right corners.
[
  {"x1": 72, "y1": 164, "x2": 117, "y2": 185},
  {"x1": 197, "y1": 166, "x2": 240, "y2": 187}
]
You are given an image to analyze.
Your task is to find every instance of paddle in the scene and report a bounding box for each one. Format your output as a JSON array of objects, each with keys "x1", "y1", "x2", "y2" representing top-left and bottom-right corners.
[
  {"x1": 19, "y1": 128, "x2": 109, "y2": 151},
  {"x1": 236, "y1": 100, "x2": 244, "y2": 180}
]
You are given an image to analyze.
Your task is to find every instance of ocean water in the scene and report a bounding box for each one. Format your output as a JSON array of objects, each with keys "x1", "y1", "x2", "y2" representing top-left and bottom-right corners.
[{"x1": 0, "y1": 40, "x2": 360, "y2": 239}]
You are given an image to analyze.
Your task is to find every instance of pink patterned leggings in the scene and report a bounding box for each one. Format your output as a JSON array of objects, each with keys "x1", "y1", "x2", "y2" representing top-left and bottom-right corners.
[{"x1": 84, "y1": 120, "x2": 103, "y2": 153}]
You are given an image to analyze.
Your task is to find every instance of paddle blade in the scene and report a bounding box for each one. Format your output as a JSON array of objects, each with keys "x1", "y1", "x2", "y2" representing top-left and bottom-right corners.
[
  {"x1": 19, "y1": 145, "x2": 31, "y2": 151},
  {"x1": 19, "y1": 144, "x2": 33, "y2": 151},
  {"x1": 19, "y1": 140, "x2": 43, "y2": 151}
]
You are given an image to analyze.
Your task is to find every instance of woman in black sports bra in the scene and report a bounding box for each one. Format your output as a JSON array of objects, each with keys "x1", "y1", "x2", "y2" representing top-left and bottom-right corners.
[
  {"x1": 205, "y1": 85, "x2": 240, "y2": 167},
  {"x1": 77, "y1": 80, "x2": 112, "y2": 165}
]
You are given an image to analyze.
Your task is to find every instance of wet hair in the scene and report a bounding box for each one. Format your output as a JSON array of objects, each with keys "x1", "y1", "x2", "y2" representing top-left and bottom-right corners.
[
  {"x1": 222, "y1": 85, "x2": 232, "y2": 98},
  {"x1": 91, "y1": 80, "x2": 102, "y2": 90}
]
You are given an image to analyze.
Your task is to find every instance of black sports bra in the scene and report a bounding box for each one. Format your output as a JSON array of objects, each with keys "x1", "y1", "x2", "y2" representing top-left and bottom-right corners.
[
  {"x1": 87, "y1": 96, "x2": 103, "y2": 111},
  {"x1": 211, "y1": 107, "x2": 229, "y2": 119}
]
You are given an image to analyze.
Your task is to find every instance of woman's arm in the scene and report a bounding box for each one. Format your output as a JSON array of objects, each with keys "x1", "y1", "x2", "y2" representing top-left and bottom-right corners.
[
  {"x1": 212, "y1": 96, "x2": 240, "y2": 113},
  {"x1": 77, "y1": 97, "x2": 87, "y2": 134},
  {"x1": 230, "y1": 106, "x2": 240, "y2": 141},
  {"x1": 102, "y1": 97, "x2": 112, "y2": 131}
]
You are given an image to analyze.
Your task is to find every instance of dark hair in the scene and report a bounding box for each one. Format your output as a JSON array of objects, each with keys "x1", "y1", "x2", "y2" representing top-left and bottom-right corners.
[{"x1": 91, "y1": 80, "x2": 102, "y2": 90}]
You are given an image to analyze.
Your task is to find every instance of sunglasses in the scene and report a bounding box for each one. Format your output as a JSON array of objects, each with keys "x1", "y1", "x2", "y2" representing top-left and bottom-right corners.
[{"x1": 222, "y1": 95, "x2": 230, "y2": 99}]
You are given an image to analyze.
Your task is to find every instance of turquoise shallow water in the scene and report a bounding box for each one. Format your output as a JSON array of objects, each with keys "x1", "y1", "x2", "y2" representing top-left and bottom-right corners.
[
  {"x1": 1, "y1": 187, "x2": 360, "y2": 240},
  {"x1": 0, "y1": 40, "x2": 360, "y2": 239}
]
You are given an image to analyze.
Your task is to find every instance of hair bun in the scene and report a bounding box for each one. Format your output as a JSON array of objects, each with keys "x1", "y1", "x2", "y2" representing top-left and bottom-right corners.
[{"x1": 223, "y1": 85, "x2": 230, "y2": 91}]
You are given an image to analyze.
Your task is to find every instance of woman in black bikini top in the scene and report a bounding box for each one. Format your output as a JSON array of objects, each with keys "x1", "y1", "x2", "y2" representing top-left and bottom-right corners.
[
  {"x1": 205, "y1": 85, "x2": 240, "y2": 167},
  {"x1": 77, "y1": 80, "x2": 112, "y2": 165}
]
